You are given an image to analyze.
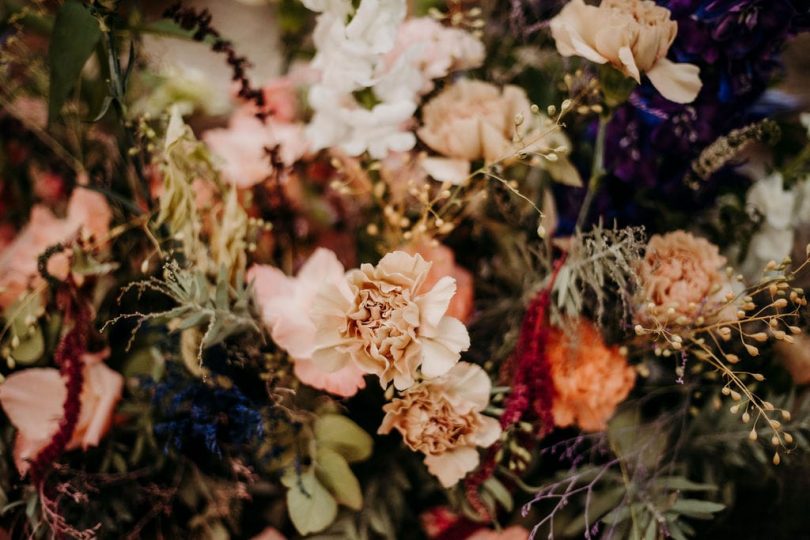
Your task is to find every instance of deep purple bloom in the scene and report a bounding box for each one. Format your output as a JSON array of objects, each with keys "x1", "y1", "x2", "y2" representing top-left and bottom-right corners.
[{"x1": 565, "y1": 0, "x2": 810, "y2": 231}]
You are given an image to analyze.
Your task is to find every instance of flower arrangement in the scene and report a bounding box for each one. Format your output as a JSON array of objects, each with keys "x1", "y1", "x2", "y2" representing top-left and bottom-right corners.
[{"x1": 0, "y1": 0, "x2": 809, "y2": 538}]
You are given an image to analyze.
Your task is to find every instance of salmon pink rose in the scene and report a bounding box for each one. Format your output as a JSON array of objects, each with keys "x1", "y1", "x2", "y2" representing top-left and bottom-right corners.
[
  {"x1": 0, "y1": 352, "x2": 124, "y2": 475},
  {"x1": 248, "y1": 248, "x2": 366, "y2": 397}
]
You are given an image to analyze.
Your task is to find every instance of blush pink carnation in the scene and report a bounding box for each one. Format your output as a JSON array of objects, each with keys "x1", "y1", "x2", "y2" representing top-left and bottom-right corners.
[
  {"x1": 378, "y1": 362, "x2": 501, "y2": 487},
  {"x1": 0, "y1": 351, "x2": 124, "y2": 475},
  {"x1": 0, "y1": 186, "x2": 112, "y2": 309},
  {"x1": 547, "y1": 320, "x2": 636, "y2": 432},
  {"x1": 637, "y1": 231, "x2": 733, "y2": 325},
  {"x1": 248, "y1": 248, "x2": 366, "y2": 397}
]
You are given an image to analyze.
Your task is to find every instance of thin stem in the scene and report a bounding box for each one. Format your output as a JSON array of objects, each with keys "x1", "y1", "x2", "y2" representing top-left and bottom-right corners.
[{"x1": 576, "y1": 114, "x2": 609, "y2": 230}]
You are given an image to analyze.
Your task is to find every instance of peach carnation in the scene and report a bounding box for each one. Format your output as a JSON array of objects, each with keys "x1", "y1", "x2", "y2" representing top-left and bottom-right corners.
[
  {"x1": 550, "y1": 0, "x2": 701, "y2": 103},
  {"x1": 638, "y1": 231, "x2": 732, "y2": 325},
  {"x1": 547, "y1": 320, "x2": 636, "y2": 432},
  {"x1": 418, "y1": 80, "x2": 529, "y2": 164},
  {"x1": 248, "y1": 248, "x2": 366, "y2": 397},
  {"x1": 378, "y1": 362, "x2": 500, "y2": 487},
  {"x1": 0, "y1": 351, "x2": 124, "y2": 475},
  {"x1": 311, "y1": 251, "x2": 470, "y2": 390}
]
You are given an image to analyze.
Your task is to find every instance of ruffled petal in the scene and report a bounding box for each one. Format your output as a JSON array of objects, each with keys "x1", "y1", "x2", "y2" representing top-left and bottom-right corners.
[{"x1": 424, "y1": 446, "x2": 479, "y2": 487}]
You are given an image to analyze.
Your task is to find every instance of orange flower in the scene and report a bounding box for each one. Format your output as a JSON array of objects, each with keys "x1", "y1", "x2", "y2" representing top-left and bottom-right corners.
[{"x1": 547, "y1": 320, "x2": 636, "y2": 432}]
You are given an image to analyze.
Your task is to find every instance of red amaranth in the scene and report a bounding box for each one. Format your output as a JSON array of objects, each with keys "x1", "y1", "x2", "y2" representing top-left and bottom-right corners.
[
  {"x1": 28, "y1": 286, "x2": 89, "y2": 484},
  {"x1": 464, "y1": 259, "x2": 565, "y2": 517}
]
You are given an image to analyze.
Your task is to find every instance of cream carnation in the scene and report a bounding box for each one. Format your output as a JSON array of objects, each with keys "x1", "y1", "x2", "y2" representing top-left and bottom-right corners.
[
  {"x1": 418, "y1": 79, "x2": 530, "y2": 163},
  {"x1": 311, "y1": 251, "x2": 470, "y2": 390},
  {"x1": 550, "y1": 0, "x2": 701, "y2": 103},
  {"x1": 378, "y1": 362, "x2": 500, "y2": 487}
]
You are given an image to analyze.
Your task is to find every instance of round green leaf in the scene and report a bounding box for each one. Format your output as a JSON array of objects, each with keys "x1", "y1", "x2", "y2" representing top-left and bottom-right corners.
[
  {"x1": 314, "y1": 414, "x2": 373, "y2": 463},
  {"x1": 316, "y1": 446, "x2": 363, "y2": 511},
  {"x1": 285, "y1": 471, "x2": 338, "y2": 535}
]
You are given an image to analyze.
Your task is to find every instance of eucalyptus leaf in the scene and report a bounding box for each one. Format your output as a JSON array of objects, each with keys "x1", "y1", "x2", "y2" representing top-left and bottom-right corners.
[
  {"x1": 48, "y1": 0, "x2": 102, "y2": 123},
  {"x1": 482, "y1": 477, "x2": 513, "y2": 513},
  {"x1": 286, "y1": 471, "x2": 338, "y2": 535},
  {"x1": 314, "y1": 414, "x2": 373, "y2": 463},
  {"x1": 316, "y1": 447, "x2": 363, "y2": 510},
  {"x1": 670, "y1": 498, "x2": 725, "y2": 518}
]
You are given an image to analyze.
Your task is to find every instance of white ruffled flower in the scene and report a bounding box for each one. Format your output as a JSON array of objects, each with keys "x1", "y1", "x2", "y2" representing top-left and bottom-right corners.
[
  {"x1": 742, "y1": 172, "x2": 810, "y2": 279},
  {"x1": 302, "y1": 0, "x2": 416, "y2": 158}
]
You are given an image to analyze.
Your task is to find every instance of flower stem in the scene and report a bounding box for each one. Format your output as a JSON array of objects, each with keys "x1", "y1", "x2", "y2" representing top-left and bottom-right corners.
[{"x1": 576, "y1": 114, "x2": 609, "y2": 230}]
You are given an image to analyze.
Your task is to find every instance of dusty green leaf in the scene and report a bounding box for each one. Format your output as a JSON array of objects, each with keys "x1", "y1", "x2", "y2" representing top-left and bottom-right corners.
[
  {"x1": 482, "y1": 477, "x2": 513, "y2": 513},
  {"x1": 314, "y1": 414, "x2": 373, "y2": 463},
  {"x1": 316, "y1": 446, "x2": 363, "y2": 510},
  {"x1": 285, "y1": 471, "x2": 338, "y2": 535},
  {"x1": 48, "y1": 0, "x2": 102, "y2": 123},
  {"x1": 5, "y1": 295, "x2": 45, "y2": 365},
  {"x1": 670, "y1": 498, "x2": 725, "y2": 519}
]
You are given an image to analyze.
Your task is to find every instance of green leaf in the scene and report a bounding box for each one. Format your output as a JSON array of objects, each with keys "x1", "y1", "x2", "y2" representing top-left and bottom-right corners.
[
  {"x1": 4, "y1": 294, "x2": 45, "y2": 365},
  {"x1": 670, "y1": 498, "x2": 725, "y2": 519},
  {"x1": 316, "y1": 446, "x2": 363, "y2": 510},
  {"x1": 482, "y1": 477, "x2": 513, "y2": 513},
  {"x1": 314, "y1": 414, "x2": 373, "y2": 463},
  {"x1": 665, "y1": 516, "x2": 689, "y2": 540},
  {"x1": 562, "y1": 486, "x2": 626, "y2": 536},
  {"x1": 598, "y1": 64, "x2": 637, "y2": 108},
  {"x1": 655, "y1": 476, "x2": 717, "y2": 493},
  {"x1": 643, "y1": 516, "x2": 657, "y2": 540},
  {"x1": 285, "y1": 471, "x2": 338, "y2": 535},
  {"x1": 48, "y1": 0, "x2": 102, "y2": 123}
]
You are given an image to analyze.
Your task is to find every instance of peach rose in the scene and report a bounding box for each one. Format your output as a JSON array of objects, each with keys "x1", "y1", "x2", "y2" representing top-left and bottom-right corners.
[
  {"x1": 248, "y1": 248, "x2": 366, "y2": 397},
  {"x1": 311, "y1": 251, "x2": 470, "y2": 390},
  {"x1": 0, "y1": 187, "x2": 111, "y2": 309},
  {"x1": 547, "y1": 320, "x2": 636, "y2": 432},
  {"x1": 550, "y1": 0, "x2": 701, "y2": 103},
  {"x1": 638, "y1": 231, "x2": 732, "y2": 325},
  {"x1": 406, "y1": 241, "x2": 474, "y2": 323},
  {"x1": 0, "y1": 352, "x2": 124, "y2": 475},
  {"x1": 378, "y1": 362, "x2": 501, "y2": 487},
  {"x1": 418, "y1": 80, "x2": 530, "y2": 164}
]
